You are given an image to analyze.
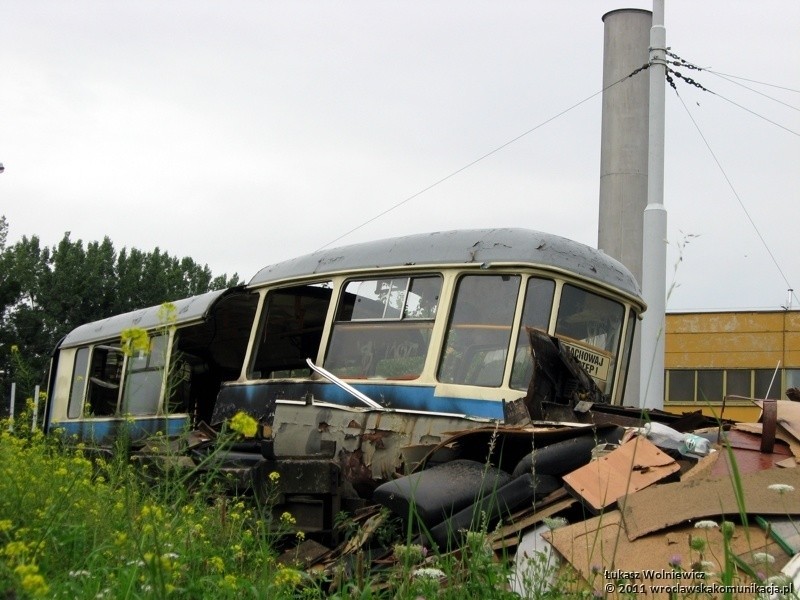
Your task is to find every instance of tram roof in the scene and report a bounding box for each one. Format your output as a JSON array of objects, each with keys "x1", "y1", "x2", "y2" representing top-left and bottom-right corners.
[
  {"x1": 59, "y1": 288, "x2": 232, "y2": 349},
  {"x1": 250, "y1": 228, "x2": 642, "y2": 300}
]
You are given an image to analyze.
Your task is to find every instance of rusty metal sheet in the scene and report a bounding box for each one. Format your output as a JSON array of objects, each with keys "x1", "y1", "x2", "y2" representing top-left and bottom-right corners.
[{"x1": 709, "y1": 429, "x2": 793, "y2": 478}]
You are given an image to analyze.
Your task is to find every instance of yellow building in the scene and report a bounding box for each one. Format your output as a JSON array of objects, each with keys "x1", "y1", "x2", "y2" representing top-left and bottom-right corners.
[{"x1": 663, "y1": 310, "x2": 800, "y2": 421}]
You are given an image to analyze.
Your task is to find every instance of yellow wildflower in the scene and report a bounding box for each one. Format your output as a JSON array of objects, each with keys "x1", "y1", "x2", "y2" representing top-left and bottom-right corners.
[
  {"x1": 273, "y1": 566, "x2": 302, "y2": 587},
  {"x1": 209, "y1": 556, "x2": 225, "y2": 573},
  {"x1": 157, "y1": 302, "x2": 178, "y2": 325},
  {"x1": 3, "y1": 540, "x2": 29, "y2": 560},
  {"x1": 280, "y1": 512, "x2": 296, "y2": 526},
  {"x1": 14, "y1": 564, "x2": 49, "y2": 597},
  {"x1": 269, "y1": 471, "x2": 280, "y2": 483},
  {"x1": 120, "y1": 327, "x2": 150, "y2": 357},
  {"x1": 229, "y1": 411, "x2": 258, "y2": 438}
]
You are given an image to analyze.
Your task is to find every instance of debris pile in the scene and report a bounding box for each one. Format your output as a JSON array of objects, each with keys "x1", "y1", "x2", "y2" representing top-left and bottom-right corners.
[{"x1": 281, "y1": 399, "x2": 800, "y2": 597}]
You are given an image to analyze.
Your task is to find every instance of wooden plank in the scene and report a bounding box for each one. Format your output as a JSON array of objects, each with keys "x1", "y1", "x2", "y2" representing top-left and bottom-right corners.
[{"x1": 489, "y1": 495, "x2": 576, "y2": 551}]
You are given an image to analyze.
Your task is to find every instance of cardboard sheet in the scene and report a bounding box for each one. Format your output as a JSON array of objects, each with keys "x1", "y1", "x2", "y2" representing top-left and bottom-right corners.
[
  {"x1": 545, "y1": 510, "x2": 790, "y2": 599},
  {"x1": 620, "y1": 466, "x2": 800, "y2": 541},
  {"x1": 562, "y1": 436, "x2": 680, "y2": 513}
]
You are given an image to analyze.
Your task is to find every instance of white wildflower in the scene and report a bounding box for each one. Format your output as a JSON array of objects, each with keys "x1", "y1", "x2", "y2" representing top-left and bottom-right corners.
[
  {"x1": 767, "y1": 483, "x2": 795, "y2": 494},
  {"x1": 543, "y1": 516, "x2": 569, "y2": 530},
  {"x1": 413, "y1": 567, "x2": 446, "y2": 580},
  {"x1": 697, "y1": 560, "x2": 716, "y2": 576},
  {"x1": 69, "y1": 570, "x2": 91, "y2": 577},
  {"x1": 752, "y1": 552, "x2": 776, "y2": 565}
]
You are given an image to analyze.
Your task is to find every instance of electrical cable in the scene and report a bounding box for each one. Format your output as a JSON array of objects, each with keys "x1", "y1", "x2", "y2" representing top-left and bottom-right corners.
[
  {"x1": 672, "y1": 87, "x2": 799, "y2": 307},
  {"x1": 705, "y1": 71, "x2": 799, "y2": 113},
  {"x1": 703, "y1": 70, "x2": 800, "y2": 95},
  {"x1": 667, "y1": 67, "x2": 800, "y2": 137},
  {"x1": 315, "y1": 65, "x2": 650, "y2": 251}
]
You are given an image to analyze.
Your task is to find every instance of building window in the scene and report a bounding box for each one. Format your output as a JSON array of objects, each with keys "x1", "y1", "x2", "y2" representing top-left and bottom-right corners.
[
  {"x1": 725, "y1": 370, "x2": 751, "y2": 398},
  {"x1": 666, "y1": 367, "x2": 798, "y2": 403},
  {"x1": 696, "y1": 370, "x2": 723, "y2": 403},
  {"x1": 786, "y1": 369, "x2": 800, "y2": 392},
  {"x1": 754, "y1": 369, "x2": 782, "y2": 400},
  {"x1": 667, "y1": 370, "x2": 695, "y2": 402}
]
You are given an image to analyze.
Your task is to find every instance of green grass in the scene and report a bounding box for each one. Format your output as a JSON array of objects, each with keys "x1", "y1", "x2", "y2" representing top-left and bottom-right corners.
[{"x1": 2, "y1": 405, "x2": 797, "y2": 599}]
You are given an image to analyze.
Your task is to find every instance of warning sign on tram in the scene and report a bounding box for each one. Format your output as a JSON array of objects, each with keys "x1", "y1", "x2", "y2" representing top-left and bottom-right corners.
[{"x1": 561, "y1": 341, "x2": 611, "y2": 382}]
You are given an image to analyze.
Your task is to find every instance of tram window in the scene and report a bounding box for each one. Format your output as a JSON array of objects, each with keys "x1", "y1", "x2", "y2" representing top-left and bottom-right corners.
[
  {"x1": 122, "y1": 334, "x2": 167, "y2": 416},
  {"x1": 614, "y1": 311, "x2": 637, "y2": 401},
  {"x1": 251, "y1": 282, "x2": 333, "y2": 379},
  {"x1": 510, "y1": 277, "x2": 555, "y2": 390},
  {"x1": 438, "y1": 275, "x2": 520, "y2": 387},
  {"x1": 86, "y1": 346, "x2": 124, "y2": 416},
  {"x1": 554, "y1": 284, "x2": 623, "y2": 392},
  {"x1": 556, "y1": 285, "x2": 623, "y2": 354},
  {"x1": 67, "y1": 347, "x2": 91, "y2": 418},
  {"x1": 325, "y1": 276, "x2": 441, "y2": 379}
]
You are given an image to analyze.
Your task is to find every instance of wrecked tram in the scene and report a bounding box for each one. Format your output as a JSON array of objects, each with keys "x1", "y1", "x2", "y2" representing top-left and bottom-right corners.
[{"x1": 44, "y1": 228, "x2": 645, "y2": 534}]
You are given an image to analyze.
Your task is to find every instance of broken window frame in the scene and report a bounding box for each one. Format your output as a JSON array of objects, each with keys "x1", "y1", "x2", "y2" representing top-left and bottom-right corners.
[
  {"x1": 64, "y1": 335, "x2": 172, "y2": 419},
  {"x1": 249, "y1": 281, "x2": 335, "y2": 380},
  {"x1": 553, "y1": 283, "x2": 625, "y2": 394},
  {"x1": 323, "y1": 274, "x2": 442, "y2": 380}
]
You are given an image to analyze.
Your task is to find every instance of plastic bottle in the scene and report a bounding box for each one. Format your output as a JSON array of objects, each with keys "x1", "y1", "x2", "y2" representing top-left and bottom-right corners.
[{"x1": 679, "y1": 434, "x2": 711, "y2": 457}]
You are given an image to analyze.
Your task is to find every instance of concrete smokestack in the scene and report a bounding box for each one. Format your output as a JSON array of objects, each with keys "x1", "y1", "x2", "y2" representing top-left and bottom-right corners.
[{"x1": 598, "y1": 9, "x2": 652, "y2": 405}]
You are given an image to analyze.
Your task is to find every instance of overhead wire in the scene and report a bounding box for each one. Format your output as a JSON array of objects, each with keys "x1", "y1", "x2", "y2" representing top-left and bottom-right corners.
[
  {"x1": 703, "y1": 70, "x2": 800, "y2": 95},
  {"x1": 664, "y1": 52, "x2": 800, "y2": 137},
  {"x1": 704, "y1": 71, "x2": 800, "y2": 113},
  {"x1": 315, "y1": 64, "x2": 650, "y2": 251},
  {"x1": 670, "y1": 82, "x2": 799, "y2": 307},
  {"x1": 318, "y1": 51, "x2": 799, "y2": 308}
]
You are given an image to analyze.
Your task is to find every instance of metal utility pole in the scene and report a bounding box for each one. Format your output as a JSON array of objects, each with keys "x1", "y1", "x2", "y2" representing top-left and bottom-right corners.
[{"x1": 640, "y1": 0, "x2": 668, "y2": 409}]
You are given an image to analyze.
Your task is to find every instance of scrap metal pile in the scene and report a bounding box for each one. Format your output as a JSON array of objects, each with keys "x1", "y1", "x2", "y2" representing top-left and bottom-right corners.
[
  {"x1": 143, "y1": 330, "x2": 800, "y2": 596},
  {"x1": 264, "y1": 331, "x2": 800, "y2": 596}
]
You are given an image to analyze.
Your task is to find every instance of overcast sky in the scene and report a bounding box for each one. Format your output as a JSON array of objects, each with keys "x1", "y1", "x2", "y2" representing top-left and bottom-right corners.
[{"x1": 2, "y1": 1, "x2": 798, "y2": 312}]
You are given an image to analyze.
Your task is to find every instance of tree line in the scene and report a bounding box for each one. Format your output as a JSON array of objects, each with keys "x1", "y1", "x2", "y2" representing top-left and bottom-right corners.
[{"x1": 0, "y1": 215, "x2": 240, "y2": 409}]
